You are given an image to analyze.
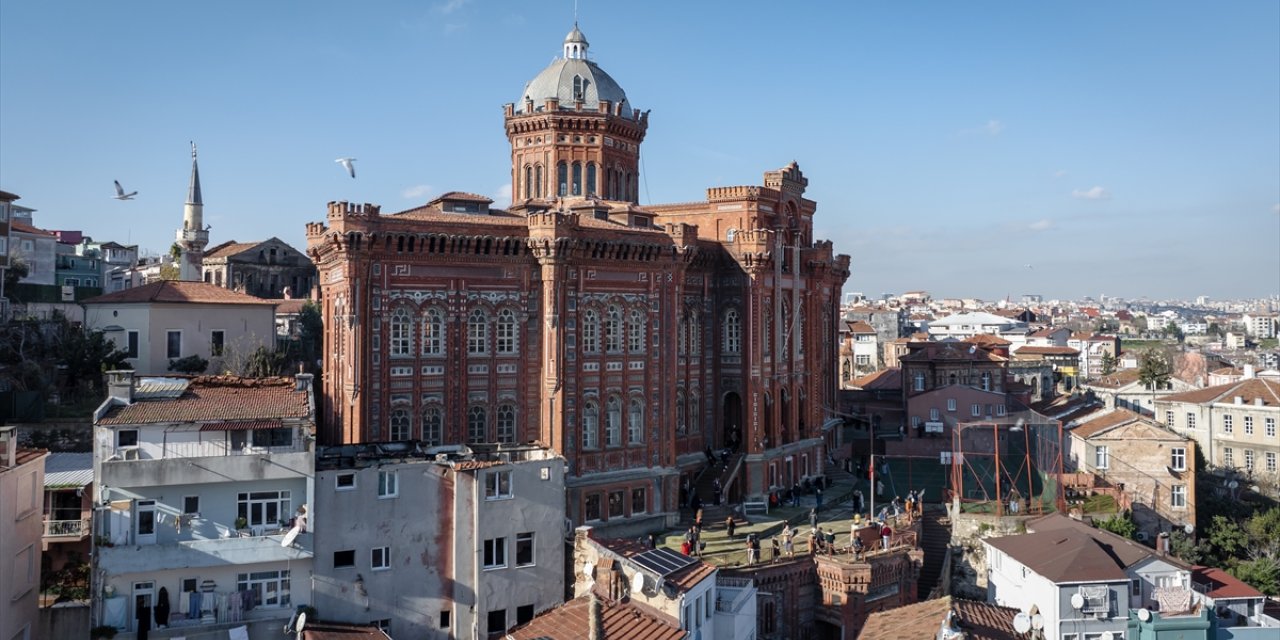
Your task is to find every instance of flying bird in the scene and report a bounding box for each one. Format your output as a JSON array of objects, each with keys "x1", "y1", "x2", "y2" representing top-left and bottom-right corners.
[
  {"x1": 336, "y1": 158, "x2": 357, "y2": 178},
  {"x1": 1024, "y1": 264, "x2": 1034, "y2": 269},
  {"x1": 112, "y1": 180, "x2": 138, "y2": 200}
]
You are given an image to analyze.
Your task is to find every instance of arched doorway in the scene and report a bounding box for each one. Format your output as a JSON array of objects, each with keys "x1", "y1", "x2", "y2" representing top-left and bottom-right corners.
[{"x1": 722, "y1": 392, "x2": 742, "y2": 452}]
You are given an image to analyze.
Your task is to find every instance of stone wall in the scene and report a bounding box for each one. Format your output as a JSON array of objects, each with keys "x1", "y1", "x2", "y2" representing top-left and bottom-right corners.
[{"x1": 946, "y1": 509, "x2": 1031, "y2": 600}]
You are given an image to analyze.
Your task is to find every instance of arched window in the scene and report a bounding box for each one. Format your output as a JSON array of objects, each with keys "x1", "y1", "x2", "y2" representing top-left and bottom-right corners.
[
  {"x1": 678, "y1": 317, "x2": 688, "y2": 356},
  {"x1": 496, "y1": 308, "x2": 519, "y2": 355},
  {"x1": 467, "y1": 406, "x2": 487, "y2": 443},
  {"x1": 523, "y1": 165, "x2": 532, "y2": 199},
  {"x1": 497, "y1": 404, "x2": 516, "y2": 443},
  {"x1": 467, "y1": 309, "x2": 488, "y2": 354},
  {"x1": 421, "y1": 307, "x2": 444, "y2": 356},
  {"x1": 422, "y1": 406, "x2": 442, "y2": 446},
  {"x1": 676, "y1": 390, "x2": 686, "y2": 434},
  {"x1": 390, "y1": 408, "x2": 411, "y2": 441},
  {"x1": 582, "y1": 401, "x2": 599, "y2": 449},
  {"x1": 690, "y1": 393, "x2": 700, "y2": 432},
  {"x1": 605, "y1": 305, "x2": 621, "y2": 352},
  {"x1": 723, "y1": 309, "x2": 742, "y2": 354},
  {"x1": 572, "y1": 162, "x2": 582, "y2": 196},
  {"x1": 796, "y1": 304, "x2": 805, "y2": 357},
  {"x1": 628, "y1": 308, "x2": 646, "y2": 353},
  {"x1": 780, "y1": 299, "x2": 791, "y2": 355},
  {"x1": 390, "y1": 307, "x2": 413, "y2": 356},
  {"x1": 581, "y1": 309, "x2": 600, "y2": 353},
  {"x1": 628, "y1": 397, "x2": 644, "y2": 444},
  {"x1": 534, "y1": 164, "x2": 543, "y2": 198},
  {"x1": 605, "y1": 395, "x2": 622, "y2": 447},
  {"x1": 842, "y1": 360, "x2": 852, "y2": 381},
  {"x1": 689, "y1": 313, "x2": 700, "y2": 354},
  {"x1": 586, "y1": 162, "x2": 597, "y2": 197},
  {"x1": 557, "y1": 161, "x2": 568, "y2": 197},
  {"x1": 572, "y1": 75, "x2": 584, "y2": 101}
]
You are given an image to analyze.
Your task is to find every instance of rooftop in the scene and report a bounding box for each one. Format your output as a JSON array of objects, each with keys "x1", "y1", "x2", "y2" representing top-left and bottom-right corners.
[
  {"x1": 506, "y1": 594, "x2": 685, "y2": 640},
  {"x1": 1192, "y1": 566, "x2": 1264, "y2": 600},
  {"x1": 985, "y1": 514, "x2": 1187, "y2": 584},
  {"x1": 859, "y1": 596, "x2": 1022, "y2": 640},
  {"x1": 1159, "y1": 378, "x2": 1280, "y2": 407},
  {"x1": 82, "y1": 280, "x2": 278, "y2": 305},
  {"x1": 44, "y1": 452, "x2": 93, "y2": 488},
  {"x1": 97, "y1": 376, "x2": 312, "y2": 426}
]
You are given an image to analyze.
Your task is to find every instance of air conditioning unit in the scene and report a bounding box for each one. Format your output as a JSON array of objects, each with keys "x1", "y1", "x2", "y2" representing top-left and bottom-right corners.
[{"x1": 1135, "y1": 531, "x2": 1149, "y2": 542}]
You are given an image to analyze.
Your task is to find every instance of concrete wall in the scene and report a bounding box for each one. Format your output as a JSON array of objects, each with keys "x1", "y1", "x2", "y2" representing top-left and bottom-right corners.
[
  {"x1": 0, "y1": 452, "x2": 46, "y2": 640},
  {"x1": 39, "y1": 603, "x2": 90, "y2": 640},
  {"x1": 84, "y1": 302, "x2": 275, "y2": 376}
]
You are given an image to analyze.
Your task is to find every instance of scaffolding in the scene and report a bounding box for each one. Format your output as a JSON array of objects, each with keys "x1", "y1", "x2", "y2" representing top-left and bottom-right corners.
[{"x1": 948, "y1": 415, "x2": 1064, "y2": 516}]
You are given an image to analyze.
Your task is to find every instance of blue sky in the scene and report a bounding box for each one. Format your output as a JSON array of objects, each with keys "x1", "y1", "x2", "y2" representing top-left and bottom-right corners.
[{"x1": 2, "y1": 1, "x2": 1277, "y2": 301}]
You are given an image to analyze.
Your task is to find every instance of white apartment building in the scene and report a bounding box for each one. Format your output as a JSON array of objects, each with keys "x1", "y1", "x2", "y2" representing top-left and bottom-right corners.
[
  {"x1": 92, "y1": 372, "x2": 316, "y2": 639},
  {"x1": 1243, "y1": 313, "x2": 1278, "y2": 339}
]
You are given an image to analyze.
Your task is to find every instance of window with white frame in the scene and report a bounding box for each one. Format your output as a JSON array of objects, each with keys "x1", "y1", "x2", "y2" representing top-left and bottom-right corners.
[
  {"x1": 389, "y1": 408, "x2": 411, "y2": 441},
  {"x1": 372, "y1": 546, "x2": 390, "y2": 570},
  {"x1": 467, "y1": 309, "x2": 488, "y2": 354},
  {"x1": 723, "y1": 309, "x2": 742, "y2": 354},
  {"x1": 911, "y1": 416, "x2": 921, "y2": 428},
  {"x1": 1165, "y1": 410, "x2": 1174, "y2": 427},
  {"x1": 1171, "y1": 448, "x2": 1186, "y2": 471},
  {"x1": 483, "y1": 538, "x2": 507, "y2": 569},
  {"x1": 1244, "y1": 416, "x2": 1254, "y2": 436},
  {"x1": 929, "y1": 408, "x2": 940, "y2": 421},
  {"x1": 629, "y1": 308, "x2": 646, "y2": 353},
  {"x1": 855, "y1": 354, "x2": 871, "y2": 366},
  {"x1": 422, "y1": 406, "x2": 442, "y2": 446},
  {"x1": 628, "y1": 397, "x2": 644, "y2": 443},
  {"x1": 496, "y1": 308, "x2": 519, "y2": 355},
  {"x1": 971, "y1": 403, "x2": 982, "y2": 417},
  {"x1": 997, "y1": 404, "x2": 1007, "y2": 416},
  {"x1": 581, "y1": 309, "x2": 600, "y2": 353},
  {"x1": 485, "y1": 471, "x2": 512, "y2": 500},
  {"x1": 1078, "y1": 585, "x2": 1109, "y2": 614},
  {"x1": 238, "y1": 491, "x2": 291, "y2": 527},
  {"x1": 1095, "y1": 446, "x2": 1110, "y2": 470},
  {"x1": 605, "y1": 305, "x2": 622, "y2": 352},
  {"x1": 467, "y1": 406, "x2": 487, "y2": 442},
  {"x1": 378, "y1": 471, "x2": 398, "y2": 498},
  {"x1": 1224, "y1": 447, "x2": 1234, "y2": 467},
  {"x1": 1245, "y1": 449, "x2": 1255, "y2": 471},
  {"x1": 421, "y1": 308, "x2": 445, "y2": 355},
  {"x1": 605, "y1": 395, "x2": 622, "y2": 447},
  {"x1": 1267, "y1": 452, "x2": 1276, "y2": 473},
  {"x1": 237, "y1": 570, "x2": 290, "y2": 607},
  {"x1": 336, "y1": 473, "x2": 356, "y2": 490},
  {"x1": 389, "y1": 307, "x2": 413, "y2": 356},
  {"x1": 582, "y1": 400, "x2": 599, "y2": 448},
  {"x1": 947, "y1": 398, "x2": 956, "y2": 412},
  {"x1": 1267, "y1": 417, "x2": 1276, "y2": 438},
  {"x1": 981, "y1": 372, "x2": 992, "y2": 391},
  {"x1": 496, "y1": 404, "x2": 516, "y2": 443},
  {"x1": 515, "y1": 532, "x2": 534, "y2": 567},
  {"x1": 1171, "y1": 485, "x2": 1186, "y2": 508}
]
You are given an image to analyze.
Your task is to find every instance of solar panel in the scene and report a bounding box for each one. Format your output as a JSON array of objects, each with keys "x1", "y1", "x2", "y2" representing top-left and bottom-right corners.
[{"x1": 631, "y1": 548, "x2": 698, "y2": 578}]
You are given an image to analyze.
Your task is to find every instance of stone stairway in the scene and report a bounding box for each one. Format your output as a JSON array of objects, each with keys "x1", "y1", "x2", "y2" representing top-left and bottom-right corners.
[{"x1": 916, "y1": 508, "x2": 952, "y2": 600}]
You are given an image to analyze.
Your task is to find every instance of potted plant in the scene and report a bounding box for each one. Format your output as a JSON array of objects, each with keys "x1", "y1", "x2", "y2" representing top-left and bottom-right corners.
[{"x1": 234, "y1": 516, "x2": 248, "y2": 530}]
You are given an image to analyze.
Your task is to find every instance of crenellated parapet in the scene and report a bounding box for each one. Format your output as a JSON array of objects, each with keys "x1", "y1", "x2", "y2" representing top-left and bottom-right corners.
[
  {"x1": 707, "y1": 185, "x2": 764, "y2": 202},
  {"x1": 326, "y1": 200, "x2": 381, "y2": 220}
]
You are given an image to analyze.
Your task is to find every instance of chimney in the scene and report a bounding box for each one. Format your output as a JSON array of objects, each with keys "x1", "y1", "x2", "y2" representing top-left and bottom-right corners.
[
  {"x1": 1243, "y1": 364, "x2": 1255, "y2": 379},
  {"x1": 588, "y1": 590, "x2": 604, "y2": 640},
  {"x1": 295, "y1": 372, "x2": 314, "y2": 392},
  {"x1": 106, "y1": 370, "x2": 136, "y2": 404},
  {"x1": 0, "y1": 426, "x2": 16, "y2": 469},
  {"x1": 1235, "y1": 396, "x2": 1244, "y2": 405}
]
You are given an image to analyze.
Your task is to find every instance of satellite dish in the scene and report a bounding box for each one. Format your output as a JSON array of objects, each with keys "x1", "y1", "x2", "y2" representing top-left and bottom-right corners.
[
  {"x1": 969, "y1": 346, "x2": 977, "y2": 354},
  {"x1": 1031, "y1": 614, "x2": 1043, "y2": 630},
  {"x1": 1013, "y1": 613, "x2": 1031, "y2": 633},
  {"x1": 296, "y1": 611, "x2": 307, "y2": 640},
  {"x1": 1227, "y1": 480, "x2": 1239, "y2": 489},
  {"x1": 1101, "y1": 632, "x2": 1114, "y2": 640},
  {"x1": 1071, "y1": 593, "x2": 1085, "y2": 610},
  {"x1": 1184, "y1": 523, "x2": 1195, "y2": 535},
  {"x1": 281, "y1": 524, "x2": 301, "y2": 548},
  {"x1": 1137, "y1": 608, "x2": 1152, "y2": 622},
  {"x1": 631, "y1": 571, "x2": 645, "y2": 594}
]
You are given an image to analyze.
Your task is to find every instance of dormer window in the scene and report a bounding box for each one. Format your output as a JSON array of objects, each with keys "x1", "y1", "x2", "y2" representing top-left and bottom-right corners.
[{"x1": 573, "y1": 75, "x2": 589, "y2": 101}]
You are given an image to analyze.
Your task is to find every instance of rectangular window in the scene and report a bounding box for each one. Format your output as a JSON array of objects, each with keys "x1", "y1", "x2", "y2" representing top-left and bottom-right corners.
[
  {"x1": 1130, "y1": 579, "x2": 1141, "y2": 597},
  {"x1": 183, "y1": 496, "x2": 200, "y2": 515},
  {"x1": 1267, "y1": 418, "x2": 1276, "y2": 438},
  {"x1": 237, "y1": 570, "x2": 290, "y2": 607},
  {"x1": 585, "y1": 494, "x2": 602, "y2": 521},
  {"x1": 237, "y1": 490, "x2": 291, "y2": 527},
  {"x1": 913, "y1": 373, "x2": 925, "y2": 391},
  {"x1": 971, "y1": 403, "x2": 982, "y2": 417},
  {"x1": 117, "y1": 429, "x2": 138, "y2": 448},
  {"x1": 210, "y1": 330, "x2": 225, "y2": 357},
  {"x1": 1171, "y1": 485, "x2": 1186, "y2": 508},
  {"x1": 1245, "y1": 449, "x2": 1255, "y2": 471},
  {"x1": 1224, "y1": 447, "x2": 1234, "y2": 467},
  {"x1": 1267, "y1": 452, "x2": 1276, "y2": 473},
  {"x1": 1171, "y1": 448, "x2": 1186, "y2": 471},
  {"x1": 1244, "y1": 416, "x2": 1254, "y2": 436},
  {"x1": 911, "y1": 415, "x2": 921, "y2": 428},
  {"x1": 631, "y1": 488, "x2": 647, "y2": 515},
  {"x1": 517, "y1": 604, "x2": 534, "y2": 626},
  {"x1": 440, "y1": 611, "x2": 451, "y2": 629},
  {"x1": 1079, "y1": 585, "x2": 1109, "y2": 613},
  {"x1": 126, "y1": 331, "x2": 139, "y2": 358},
  {"x1": 1165, "y1": 410, "x2": 1174, "y2": 427},
  {"x1": 485, "y1": 471, "x2": 512, "y2": 500},
  {"x1": 483, "y1": 538, "x2": 507, "y2": 569},
  {"x1": 608, "y1": 490, "x2": 625, "y2": 519},
  {"x1": 929, "y1": 408, "x2": 940, "y2": 421},
  {"x1": 1095, "y1": 445, "x2": 1110, "y2": 470},
  {"x1": 251, "y1": 428, "x2": 292, "y2": 448},
  {"x1": 378, "y1": 471, "x2": 398, "y2": 498},
  {"x1": 947, "y1": 398, "x2": 956, "y2": 412},
  {"x1": 371, "y1": 546, "x2": 390, "y2": 570},
  {"x1": 997, "y1": 404, "x2": 1007, "y2": 416},
  {"x1": 855, "y1": 354, "x2": 870, "y2": 365},
  {"x1": 336, "y1": 473, "x2": 356, "y2": 491},
  {"x1": 333, "y1": 550, "x2": 355, "y2": 568},
  {"x1": 515, "y1": 532, "x2": 534, "y2": 567},
  {"x1": 487, "y1": 609, "x2": 507, "y2": 635},
  {"x1": 166, "y1": 330, "x2": 182, "y2": 359}
]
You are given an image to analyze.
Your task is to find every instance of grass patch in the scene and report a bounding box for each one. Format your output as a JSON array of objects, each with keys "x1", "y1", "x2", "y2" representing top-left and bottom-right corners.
[{"x1": 1082, "y1": 493, "x2": 1117, "y2": 513}]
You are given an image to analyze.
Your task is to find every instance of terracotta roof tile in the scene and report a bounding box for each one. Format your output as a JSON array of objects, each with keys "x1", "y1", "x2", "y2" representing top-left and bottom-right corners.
[
  {"x1": 203, "y1": 240, "x2": 262, "y2": 259},
  {"x1": 10, "y1": 220, "x2": 56, "y2": 236},
  {"x1": 1015, "y1": 346, "x2": 1080, "y2": 356},
  {"x1": 852, "y1": 368, "x2": 902, "y2": 391},
  {"x1": 859, "y1": 596, "x2": 1022, "y2": 640},
  {"x1": 301, "y1": 622, "x2": 388, "y2": 640},
  {"x1": 1192, "y1": 566, "x2": 1264, "y2": 599},
  {"x1": 1086, "y1": 369, "x2": 1141, "y2": 389},
  {"x1": 1159, "y1": 378, "x2": 1280, "y2": 407},
  {"x1": 1071, "y1": 409, "x2": 1143, "y2": 439},
  {"x1": 429, "y1": 191, "x2": 494, "y2": 204},
  {"x1": 97, "y1": 376, "x2": 311, "y2": 425},
  {"x1": 1, "y1": 448, "x2": 49, "y2": 472},
  {"x1": 967, "y1": 334, "x2": 1012, "y2": 347},
  {"x1": 271, "y1": 299, "x2": 311, "y2": 314},
  {"x1": 507, "y1": 595, "x2": 686, "y2": 640},
  {"x1": 846, "y1": 321, "x2": 876, "y2": 333},
  {"x1": 82, "y1": 280, "x2": 278, "y2": 305}
]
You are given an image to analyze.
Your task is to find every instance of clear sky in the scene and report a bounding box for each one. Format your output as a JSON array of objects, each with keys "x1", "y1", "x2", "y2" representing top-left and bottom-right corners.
[{"x1": 2, "y1": 1, "x2": 1277, "y2": 301}]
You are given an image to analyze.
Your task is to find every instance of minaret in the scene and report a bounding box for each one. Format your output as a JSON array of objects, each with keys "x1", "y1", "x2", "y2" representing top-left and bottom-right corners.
[{"x1": 177, "y1": 142, "x2": 209, "y2": 281}]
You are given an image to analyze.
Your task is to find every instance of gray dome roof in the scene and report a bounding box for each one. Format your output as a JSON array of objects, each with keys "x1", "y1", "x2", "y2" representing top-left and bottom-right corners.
[
  {"x1": 564, "y1": 24, "x2": 588, "y2": 46},
  {"x1": 517, "y1": 59, "x2": 631, "y2": 117}
]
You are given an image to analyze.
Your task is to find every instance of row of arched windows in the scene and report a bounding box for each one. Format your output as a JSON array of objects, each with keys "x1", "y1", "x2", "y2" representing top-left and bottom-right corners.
[
  {"x1": 388, "y1": 306, "x2": 520, "y2": 357},
  {"x1": 580, "y1": 305, "x2": 647, "y2": 354},
  {"x1": 674, "y1": 390, "x2": 701, "y2": 435},
  {"x1": 387, "y1": 403, "x2": 518, "y2": 445},
  {"x1": 520, "y1": 161, "x2": 637, "y2": 202},
  {"x1": 580, "y1": 395, "x2": 645, "y2": 449},
  {"x1": 677, "y1": 311, "x2": 702, "y2": 356}
]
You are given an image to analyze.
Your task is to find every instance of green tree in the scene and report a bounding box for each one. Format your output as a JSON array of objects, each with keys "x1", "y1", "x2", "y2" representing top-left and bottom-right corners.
[
  {"x1": 168, "y1": 355, "x2": 209, "y2": 374},
  {"x1": 3, "y1": 257, "x2": 30, "y2": 291},
  {"x1": 1134, "y1": 316, "x2": 1149, "y2": 334},
  {"x1": 1164, "y1": 322, "x2": 1184, "y2": 342},
  {"x1": 298, "y1": 301, "x2": 323, "y2": 371},
  {"x1": 1137, "y1": 348, "x2": 1172, "y2": 409},
  {"x1": 1095, "y1": 511, "x2": 1138, "y2": 540},
  {"x1": 56, "y1": 325, "x2": 129, "y2": 392},
  {"x1": 1100, "y1": 352, "x2": 1117, "y2": 376}
]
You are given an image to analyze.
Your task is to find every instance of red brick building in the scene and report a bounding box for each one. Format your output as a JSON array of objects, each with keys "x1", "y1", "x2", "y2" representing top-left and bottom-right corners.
[{"x1": 305, "y1": 25, "x2": 850, "y2": 533}]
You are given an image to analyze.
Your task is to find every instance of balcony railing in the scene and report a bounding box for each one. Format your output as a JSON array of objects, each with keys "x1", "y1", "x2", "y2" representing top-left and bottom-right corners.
[{"x1": 44, "y1": 518, "x2": 90, "y2": 538}]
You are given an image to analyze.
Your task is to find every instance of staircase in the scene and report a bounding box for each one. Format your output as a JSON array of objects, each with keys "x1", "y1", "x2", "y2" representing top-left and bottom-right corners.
[{"x1": 917, "y1": 508, "x2": 951, "y2": 600}]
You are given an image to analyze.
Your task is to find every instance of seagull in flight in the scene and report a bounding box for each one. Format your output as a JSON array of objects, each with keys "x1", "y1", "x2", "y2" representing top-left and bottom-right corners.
[
  {"x1": 1024, "y1": 264, "x2": 1034, "y2": 269},
  {"x1": 336, "y1": 158, "x2": 357, "y2": 178},
  {"x1": 112, "y1": 180, "x2": 138, "y2": 200}
]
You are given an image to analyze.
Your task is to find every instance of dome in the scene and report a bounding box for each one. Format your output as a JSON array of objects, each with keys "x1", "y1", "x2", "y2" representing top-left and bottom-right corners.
[{"x1": 516, "y1": 25, "x2": 632, "y2": 117}]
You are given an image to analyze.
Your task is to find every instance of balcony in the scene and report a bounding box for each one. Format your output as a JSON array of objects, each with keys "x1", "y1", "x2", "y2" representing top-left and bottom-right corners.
[
  {"x1": 44, "y1": 517, "x2": 90, "y2": 539},
  {"x1": 99, "y1": 531, "x2": 313, "y2": 576}
]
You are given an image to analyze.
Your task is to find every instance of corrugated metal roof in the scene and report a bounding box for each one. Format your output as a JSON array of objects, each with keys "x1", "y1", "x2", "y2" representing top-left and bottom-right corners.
[
  {"x1": 198, "y1": 420, "x2": 283, "y2": 431},
  {"x1": 44, "y1": 452, "x2": 93, "y2": 488},
  {"x1": 135, "y1": 377, "x2": 190, "y2": 399}
]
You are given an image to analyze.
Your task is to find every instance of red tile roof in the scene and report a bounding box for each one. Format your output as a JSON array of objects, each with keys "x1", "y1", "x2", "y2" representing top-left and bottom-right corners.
[
  {"x1": 1192, "y1": 566, "x2": 1264, "y2": 599},
  {"x1": 97, "y1": 376, "x2": 311, "y2": 425},
  {"x1": 1071, "y1": 409, "x2": 1144, "y2": 439},
  {"x1": 10, "y1": 220, "x2": 56, "y2": 236},
  {"x1": 429, "y1": 191, "x2": 493, "y2": 204},
  {"x1": 82, "y1": 280, "x2": 278, "y2": 305},
  {"x1": 1085, "y1": 369, "x2": 1141, "y2": 389},
  {"x1": 1015, "y1": 346, "x2": 1080, "y2": 356},
  {"x1": 301, "y1": 622, "x2": 388, "y2": 640},
  {"x1": 271, "y1": 299, "x2": 311, "y2": 314},
  {"x1": 967, "y1": 334, "x2": 1012, "y2": 347},
  {"x1": 507, "y1": 595, "x2": 686, "y2": 640},
  {"x1": 900, "y1": 342, "x2": 1007, "y2": 363},
  {"x1": 203, "y1": 240, "x2": 263, "y2": 259},
  {"x1": 860, "y1": 596, "x2": 1022, "y2": 640},
  {"x1": 846, "y1": 321, "x2": 876, "y2": 333},
  {"x1": 852, "y1": 368, "x2": 902, "y2": 391},
  {"x1": 1159, "y1": 378, "x2": 1280, "y2": 407},
  {"x1": 0, "y1": 448, "x2": 49, "y2": 472}
]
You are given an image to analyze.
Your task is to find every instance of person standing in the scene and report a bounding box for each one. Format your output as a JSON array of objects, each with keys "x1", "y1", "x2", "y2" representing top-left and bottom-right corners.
[
  {"x1": 881, "y1": 522, "x2": 892, "y2": 550},
  {"x1": 725, "y1": 515, "x2": 736, "y2": 539},
  {"x1": 783, "y1": 527, "x2": 795, "y2": 557},
  {"x1": 808, "y1": 529, "x2": 818, "y2": 556},
  {"x1": 745, "y1": 535, "x2": 757, "y2": 565},
  {"x1": 809, "y1": 507, "x2": 818, "y2": 530},
  {"x1": 853, "y1": 533, "x2": 865, "y2": 560},
  {"x1": 771, "y1": 537, "x2": 781, "y2": 563},
  {"x1": 816, "y1": 487, "x2": 824, "y2": 510}
]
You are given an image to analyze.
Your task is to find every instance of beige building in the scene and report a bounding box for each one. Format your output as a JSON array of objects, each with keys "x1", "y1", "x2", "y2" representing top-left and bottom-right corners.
[
  {"x1": 1155, "y1": 378, "x2": 1280, "y2": 480},
  {"x1": 1081, "y1": 368, "x2": 1199, "y2": 418},
  {"x1": 1, "y1": 428, "x2": 48, "y2": 640},
  {"x1": 82, "y1": 280, "x2": 276, "y2": 375},
  {"x1": 1068, "y1": 410, "x2": 1196, "y2": 538}
]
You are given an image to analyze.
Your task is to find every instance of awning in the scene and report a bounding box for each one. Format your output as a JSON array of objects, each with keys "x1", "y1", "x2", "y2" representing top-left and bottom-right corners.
[{"x1": 198, "y1": 420, "x2": 283, "y2": 431}]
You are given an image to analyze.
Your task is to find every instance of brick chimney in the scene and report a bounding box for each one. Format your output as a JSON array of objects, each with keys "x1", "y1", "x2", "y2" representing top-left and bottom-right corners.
[
  {"x1": 295, "y1": 372, "x2": 314, "y2": 392},
  {"x1": 106, "y1": 370, "x2": 136, "y2": 404}
]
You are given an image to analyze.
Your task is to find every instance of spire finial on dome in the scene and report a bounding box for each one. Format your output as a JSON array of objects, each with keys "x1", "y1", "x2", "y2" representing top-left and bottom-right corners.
[{"x1": 564, "y1": 23, "x2": 588, "y2": 59}]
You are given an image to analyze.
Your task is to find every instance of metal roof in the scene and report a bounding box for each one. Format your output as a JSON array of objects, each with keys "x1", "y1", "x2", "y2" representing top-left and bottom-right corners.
[
  {"x1": 135, "y1": 377, "x2": 190, "y2": 400},
  {"x1": 630, "y1": 548, "x2": 698, "y2": 578},
  {"x1": 44, "y1": 452, "x2": 93, "y2": 488},
  {"x1": 517, "y1": 57, "x2": 631, "y2": 117}
]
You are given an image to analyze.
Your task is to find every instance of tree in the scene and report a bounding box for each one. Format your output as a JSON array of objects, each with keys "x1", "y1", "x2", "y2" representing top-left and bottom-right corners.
[
  {"x1": 3, "y1": 257, "x2": 29, "y2": 291},
  {"x1": 1137, "y1": 348, "x2": 1172, "y2": 409},
  {"x1": 1095, "y1": 511, "x2": 1138, "y2": 540},
  {"x1": 1134, "y1": 316, "x2": 1149, "y2": 334},
  {"x1": 168, "y1": 355, "x2": 209, "y2": 374},
  {"x1": 1100, "y1": 352, "x2": 1117, "y2": 376},
  {"x1": 1164, "y1": 322, "x2": 1184, "y2": 342},
  {"x1": 297, "y1": 301, "x2": 323, "y2": 372},
  {"x1": 55, "y1": 325, "x2": 129, "y2": 392}
]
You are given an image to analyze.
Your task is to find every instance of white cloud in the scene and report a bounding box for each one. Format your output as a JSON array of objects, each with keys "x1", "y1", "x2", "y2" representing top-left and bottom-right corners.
[
  {"x1": 1071, "y1": 186, "x2": 1110, "y2": 200},
  {"x1": 493, "y1": 183, "x2": 512, "y2": 203},
  {"x1": 435, "y1": 0, "x2": 471, "y2": 14},
  {"x1": 402, "y1": 184, "x2": 434, "y2": 199},
  {"x1": 1028, "y1": 218, "x2": 1053, "y2": 231},
  {"x1": 984, "y1": 119, "x2": 1003, "y2": 135},
  {"x1": 1052, "y1": 169, "x2": 1067, "y2": 179}
]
